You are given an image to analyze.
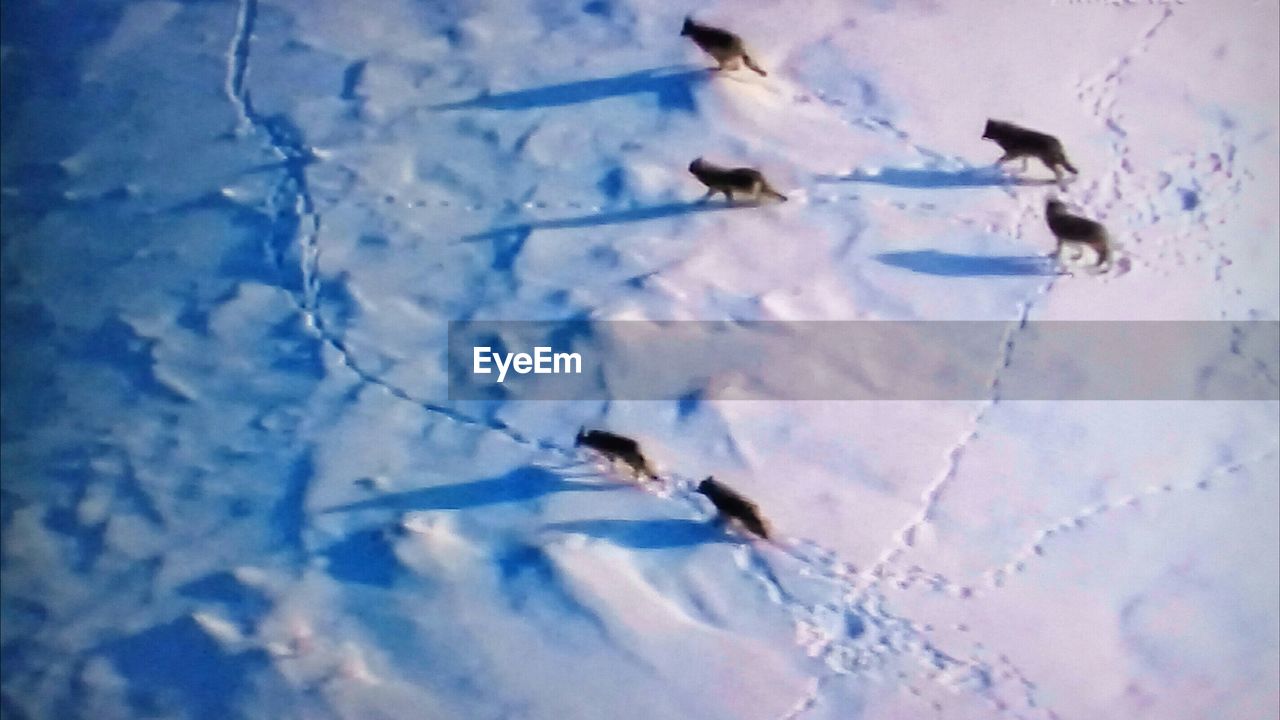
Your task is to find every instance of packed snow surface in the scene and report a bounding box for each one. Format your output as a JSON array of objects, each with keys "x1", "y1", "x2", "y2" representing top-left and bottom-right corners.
[{"x1": 2, "y1": 1, "x2": 1278, "y2": 719}]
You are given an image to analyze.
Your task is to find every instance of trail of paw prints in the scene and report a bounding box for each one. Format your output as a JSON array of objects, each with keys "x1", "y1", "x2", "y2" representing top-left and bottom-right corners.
[
  {"x1": 1069, "y1": 6, "x2": 1174, "y2": 275},
  {"x1": 1085, "y1": 136, "x2": 1246, "y2": 280},
  {"x1": 224, "y1": 0, "x2": 256, "y2": 130},
  {"x1": 778, "y1": 535, "x2": 978, "y2": 603},
  {"x1": 861, "y1": 317, "x2": 1019, "y2": 581},
  {"x1": 724, "y1": 71, "x2": 970, "y2": 172},
  {"x1": 317, "y1": 161, "x2": 875, "y2": 218},
  {"x1": 625, "y1": 472, "x2": 976, "y2": 717},
  {"x1": 604, "y1": 465, "x2": 1049, "y2": 717},
  {"x1": 222, "y1": 0, "x2": 569, "y2": 481},
  {"x1": 793, "y1": 584, "x2": 1054, "y2": 717},
  {"x1": 1073, "y1": 4, "x2": 1174, "y2": 203},
  {"x1": 794, "y1": 85, "x2": 968, "y2": 169},
  {"x1": 225, "y1": 0, "x2": 323, "y2": 311},
  {"x1": 777, "y1": 675, "x2": 834, "y2": 720},
  {"x1": 217, "y1": 6, "x2": 929, "y2": 578},
  {"x1": 1075, "y1": 117, "x2": 1246, "y2": 282},
  {"x1": 984, "y1": 445, "x2": 1279, "y2": 588},
  {"x1": 866, "y1": 199, "x2": 1058, "y2": 584},
  {"x1": 222, "y1": 0, "x2": 590, "y2": 465},
  {"x1": 310, "y1": 74, "x2": 944, "y2": 228},
  {"x1": 428, "y1": 438, "x2": 1052, "y2": 717},
  {"x1": 1147, "y1": 127, "x2": 1248, "y2": 285},
  {"x1": 698, "y1": 493, "x2": 1060, "y2": 719}
]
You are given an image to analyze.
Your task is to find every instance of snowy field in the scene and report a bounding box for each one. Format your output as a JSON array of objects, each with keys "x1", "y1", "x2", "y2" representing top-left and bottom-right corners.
[{"x1": 2, "y1": 1, "x2": 1278, "y2": 719}]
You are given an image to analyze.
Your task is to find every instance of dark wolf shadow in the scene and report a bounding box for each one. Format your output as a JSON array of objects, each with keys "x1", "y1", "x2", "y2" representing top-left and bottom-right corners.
[
  {"x1": 877, "y1": 250, "x2": 1055, "y2": 277},
  {"x1": 319, "y1": 466, "x2": 616, "y2": 515},
  {"x1": 542, "y1": 518, "x2": 732, "y2": 549},
  {"x1": 431, "y1": 65, "x2": 709, "y2": 113},
  {"x1": 461, "y1": 200, "x2": 742, "y2": 242},
  {"x1": 818, "y1": 166, "x2": 1060, "y2": 189}
]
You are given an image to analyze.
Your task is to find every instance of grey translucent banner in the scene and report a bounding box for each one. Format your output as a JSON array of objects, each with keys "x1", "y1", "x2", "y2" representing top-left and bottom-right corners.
[{"x1": 447, "y1": 321, "x2": 1279, "y2": 401}]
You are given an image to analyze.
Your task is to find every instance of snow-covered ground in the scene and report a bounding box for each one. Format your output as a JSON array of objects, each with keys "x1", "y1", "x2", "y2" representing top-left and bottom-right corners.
[{"x1": 2, "y1": 1, "x2": 1277, "y2": 719}]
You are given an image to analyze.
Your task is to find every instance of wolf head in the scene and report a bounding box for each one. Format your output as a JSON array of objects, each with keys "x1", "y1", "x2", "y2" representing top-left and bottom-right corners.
[
  {"x1": 574, "y1": 426, "x2": 587, "y2": 446},
  {"x1": 688, "y1": 157, "x2": 705, "y2": 174},
  {"x1": 981, "y1": 119, "x2": 997, "y2": 139},
  {"x1": 680, "y1": 16, "x2": 695, "y2": 36},
  {"x1": 1045, "y1": 198, "x2": 1066, "y2": 215},
  {"x1": 696, "y1": 477, "x2": 715, "y2": 495}
]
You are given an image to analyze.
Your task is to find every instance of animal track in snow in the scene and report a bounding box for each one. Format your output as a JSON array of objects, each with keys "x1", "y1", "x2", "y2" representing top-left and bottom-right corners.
[
  {"x1": 867, "y1": 194, "x2": 1059, "y2": 581},
  {"x1": 222, "y1": 0, "x2": 598, "y2": 465},
  {"x1": 1069, "y1": 6, "x2": 1221, "y2": 280},
  {"x1": 984, "y1": 446, "x2": 1279, "y2": 588},
  {"x1": 217, "y1": 8, "x2": 1244, "y2": 720}
]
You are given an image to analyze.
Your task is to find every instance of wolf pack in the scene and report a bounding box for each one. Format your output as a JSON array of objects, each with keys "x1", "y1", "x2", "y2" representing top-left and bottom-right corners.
[
  {"x1": 575, "y1": 427, "x2": 774, "y2": 540},
  {"x1": 541, "y1": 18, "x2": 1118, "y2": 542},
  {"x1": 680, "y1": 16, "x2": 1113, "y2": 272}
]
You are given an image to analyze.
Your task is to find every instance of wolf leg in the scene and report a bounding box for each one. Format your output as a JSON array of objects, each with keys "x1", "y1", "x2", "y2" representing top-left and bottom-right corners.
[
  {"x1": 742, "y1": 54, "x2": 768, "y2": 77},
  {"x1": 1051, "y1": 244, "x2": 1068, "y2": 273}
]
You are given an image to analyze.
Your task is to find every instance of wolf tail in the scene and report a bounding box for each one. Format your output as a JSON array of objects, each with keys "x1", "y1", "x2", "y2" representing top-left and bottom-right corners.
[{"x1": 742, "y1": 54, "x2": 767, "y2": 77}]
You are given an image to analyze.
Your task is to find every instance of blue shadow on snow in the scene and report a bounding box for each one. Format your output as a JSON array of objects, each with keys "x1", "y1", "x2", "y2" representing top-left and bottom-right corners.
[
  {"x1": 321, "y1": 529, "x2": 399, "y2": 587},
  {"x1": 461, "y1": 200, "x2": 743, "y2": 242},
  {"x1": 876, "y1": 250, "x2": 1055, "y2": 277},
  {"x1": 319, "y1": 466, "x2": 615, "y2": 515},
  {"x1": 820, "y1": 166, "x2": 1059, "y2": 189},
  {"x1": 431, "y1": 65, "x2": 709, "y2": 113},
  {"x1": 99, "y1": 616, "x2": 276, "y2": 717},
  {"x1": 542, "y1": 518, "x2": 732, "y2": 550}
]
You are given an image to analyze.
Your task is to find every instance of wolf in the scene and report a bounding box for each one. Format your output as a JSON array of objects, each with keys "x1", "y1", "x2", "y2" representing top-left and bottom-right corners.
[
  {"x1": 575, "y1": 428, "x2": 658, "y2": 481},
  {"x1": 697, "y1": 477, "x2": 771, "y2": 539},
  {"x1": 1046, "y1": 199, "x2": 1111, "y2": 271},
  {"x1": 680, "y1": 17, "x2": 767, "y2": 76},
  {"x1": 689, "y1": 158, "x2": 787, "y2": 203},
  {"x1": 982, "y1": 119, "x2": 1078, "y2": 185}
]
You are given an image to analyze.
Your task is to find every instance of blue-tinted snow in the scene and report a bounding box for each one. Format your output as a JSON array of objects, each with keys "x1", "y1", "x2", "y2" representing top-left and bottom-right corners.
[{"x1": 2, "y1": 1, "x2": 1277, "y2": 719}]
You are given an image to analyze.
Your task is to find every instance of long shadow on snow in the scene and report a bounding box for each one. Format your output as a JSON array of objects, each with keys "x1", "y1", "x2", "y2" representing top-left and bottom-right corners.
[
  {"x1": 877, "y1": 250, "x2": 1055, "y2": 277},
  {"x1": 319, "y1": 466, "x2": 616, "y2": 515},
  {"x1": 820, "y1": 166, "x2": 1059, "y2": 189},
  {"x1": 462, "y1": 200, "x2": 743, "y2": 242},
  {"x1": 542, "y1": 518, "x2": 733, "y2": 550},
  {"x1": 431, "y1": 65, "x2": 709, "y2": 112}
]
